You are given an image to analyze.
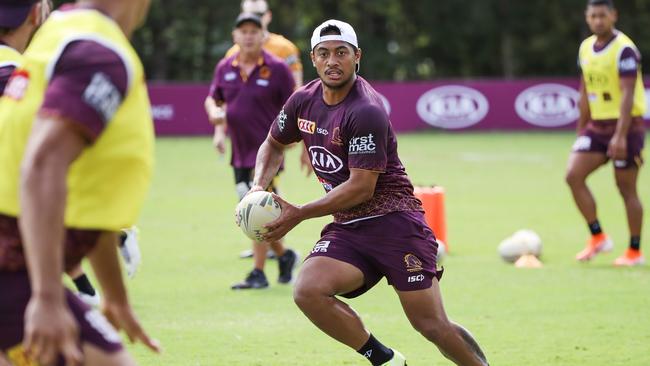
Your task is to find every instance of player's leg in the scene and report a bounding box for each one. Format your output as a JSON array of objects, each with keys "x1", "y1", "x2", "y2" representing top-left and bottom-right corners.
[
  {"x1": 293, "y1": 256, "x2": 368, "y2": 348},
  {"x1": 613, "y1": 166, "x2": 645, "y2": 265},
  {"x1": 294, "y1": 253, "x2": 398, "y2": 366},
  {"x1": 0, "y1": 352, "x2": 9, "y2": 366},
  {"x1": 67, "y1": 264, "x2": 100, "y2": 307},
  {"x1": 83, "y1": 344, "x2": 136, "y2": 366},
  {"x1": 565, "y1": 151, "x2": 611, "y2": 260},
  {"x1": 396, "y1": 281, "x2": 488, "y2": 366}
]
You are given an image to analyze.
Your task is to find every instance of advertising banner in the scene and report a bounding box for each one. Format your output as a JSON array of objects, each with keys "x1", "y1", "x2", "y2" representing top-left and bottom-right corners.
[{"x1": 149, "y1": 78, "x2": 650, "y2": 135}]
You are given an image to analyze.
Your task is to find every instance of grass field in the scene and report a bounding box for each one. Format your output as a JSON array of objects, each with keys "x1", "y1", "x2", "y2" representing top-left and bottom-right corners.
[{"x1": 120, "y1": 132, "x2": 650, "y2": 365}]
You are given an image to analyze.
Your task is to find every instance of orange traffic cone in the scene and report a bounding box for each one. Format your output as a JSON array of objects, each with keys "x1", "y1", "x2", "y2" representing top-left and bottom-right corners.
[{"x1": 414, "y1": 186, "x2": 448, "y2": 253}]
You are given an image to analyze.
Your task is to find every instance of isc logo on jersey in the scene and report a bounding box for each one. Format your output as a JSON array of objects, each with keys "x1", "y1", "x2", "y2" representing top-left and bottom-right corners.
[
  {"x1": 349, "y1": 133, "x2": 376, "y2": 154},
  {"x1": 298, "y1": 118, "x2": 316, "y2": 134}
]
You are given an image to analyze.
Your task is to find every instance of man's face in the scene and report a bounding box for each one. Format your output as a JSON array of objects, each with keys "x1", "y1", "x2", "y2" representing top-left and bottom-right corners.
[
  {"x1": 585, "y1": 5, "x2": 617, "y2": 37},
  {"x1": 311, "y1": 40, "x2": 360, "y2": 89},
  {"x1": 233, "y1": 22, "x2": 264, "y2": 53}
]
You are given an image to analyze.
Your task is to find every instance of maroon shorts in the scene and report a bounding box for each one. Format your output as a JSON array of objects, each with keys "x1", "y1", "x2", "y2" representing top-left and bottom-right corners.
[
  {"x1": 0, "y1": 271, "x2": 123, "y2": 364},
  {"x1": 572, "y1": 118, "x2": 645, "y2": 169},
  {"x1": 0, "y1": 213, "x2": 100, "y2": 272},
  {"x1": 306, "y1": 211, "x2": 442, "y2": 298}
]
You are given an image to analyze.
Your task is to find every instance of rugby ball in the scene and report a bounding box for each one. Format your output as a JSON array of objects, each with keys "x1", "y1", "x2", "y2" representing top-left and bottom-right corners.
[
  {"x1": 498, "y1": 229, "x2": 542, "y2": 263},
  {"x1": 235, "y1": 191, "x2": 282, "y2": 242}
]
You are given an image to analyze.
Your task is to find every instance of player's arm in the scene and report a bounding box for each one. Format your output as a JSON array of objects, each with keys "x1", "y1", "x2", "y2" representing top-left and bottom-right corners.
[
  {"x1": 86, "y1": 232, "x2": 160, "y2": 352},
  {"x1": 252, "y1": 134, "x2": 287, "y2": 190},
  {"x1": 577, "y1": 78, "x2": 590, "y2": 133},
  {"x1": 204, "y1": 96, "x2": 226, "y2": 126},
  {"x1": 609, "y1": 47, "x2": 639, "y2": 159},
  {"x1": 19, "y1": 115, "x2": 85, "y2": 366},
  {"x1": 263, "y1": 168, "x2": 378, "y2": 242},
  {"x1": 205, "y1": 62, "x2": 227, "y2": 126}
]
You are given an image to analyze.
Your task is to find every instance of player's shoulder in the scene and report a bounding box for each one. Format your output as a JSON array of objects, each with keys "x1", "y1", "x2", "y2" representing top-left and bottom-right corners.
[
  {"x1": 266, "y1": 33, "x2": 299, "y2": 55},
  {"x1": 216, "y1": 53, "x2": 237, "y2": 70},
  {"x1": 262, "y1": 50, "x2": 288, "y2": 67},
  {"x1": 51, "y1": 39, "x2": 130, "y2": 87},
  {"x1": 286, "y1": 79, "x2": 320, "y2": 105}
]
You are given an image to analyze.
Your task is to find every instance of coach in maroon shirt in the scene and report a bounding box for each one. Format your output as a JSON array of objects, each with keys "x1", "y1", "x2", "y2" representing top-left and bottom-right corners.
[{"x1": 204, "y1": 12, "x2": 297, "y2": 290}]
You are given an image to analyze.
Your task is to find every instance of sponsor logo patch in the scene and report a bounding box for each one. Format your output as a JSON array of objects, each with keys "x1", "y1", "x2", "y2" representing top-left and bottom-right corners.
[
  {"x1": 416, "y1": 85, "x2": 489, "y2": 129},
  {"x1": 256, "y1": 79, "x2": 269, "y2": 87},
  {"x1": 619, "y1": 57, "x2": 637, "y2": 72},
  {"x1": 408, "y1": 274, "x2": 426, "y2": 283},
  {"x1": 277, "y1": 109, "x2": 287, "y2": 132},
  {"x1": 4, "y1": 69, "x2": 29, "y2": 101},
  {"x1": 311, "y1": 241, "x2": 330, "y2": 253},
  {"x1": 259, "y1": 66, "x2": 271, "y2": 79},
  {"x1": 83, "y1": 72, "x2": 122, "y2": 123},
  {"x1": 224, "y1": 71, "x2": 237, "y2": 81},
  {"x1": 331, "y1": 127, "x2": 343, "y2": 145},
  {"x1": 298, "y1": 118, "x2": 316, "y2": 134},
  {"x1": 309, "y1": 146, "x2": 343, "y2": 173},
  {"x1": 348, "y1": 133, "x2": 377, "y2": 155},
  {"x1": 404, "y1": 253, "x2": 424, "y2": 273},
  {"x1": 318, "y1": 177, "x2": 333, "y2": 192},
  {"x1": 515, "y1": 83, "x2": 580, "y2": 127}
]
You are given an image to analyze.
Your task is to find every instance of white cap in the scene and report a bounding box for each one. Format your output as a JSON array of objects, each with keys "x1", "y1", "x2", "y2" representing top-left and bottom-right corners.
[{"x1": 310, "y1": 19, "x2": 358, "y2": 50}]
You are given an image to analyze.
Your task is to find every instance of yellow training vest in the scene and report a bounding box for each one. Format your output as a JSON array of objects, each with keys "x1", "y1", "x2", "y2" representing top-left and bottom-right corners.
[
  {"x1": 0, "y1": 9, "x2": 154, "y2": 231},
  {"x1": 0, "y1": 45, "x2": 23, "y2": 73},
  {"x1": 578, "y1": 32, "x2": 646, "y2": 120}
]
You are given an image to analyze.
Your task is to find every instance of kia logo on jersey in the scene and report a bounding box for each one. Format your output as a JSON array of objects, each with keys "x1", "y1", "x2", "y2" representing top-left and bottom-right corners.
[
  {"x1": 515, "y1": 84, "x2": 579, "y2": 127},
  {"x1": 308, "y1": 146, "x2": 343, "y2": 174},
  {"x1": 416, "y1": 85, "x2": 489, "y2": 129}
]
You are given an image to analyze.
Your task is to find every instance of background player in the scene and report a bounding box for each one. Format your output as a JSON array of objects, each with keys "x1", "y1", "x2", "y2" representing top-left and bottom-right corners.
[
  {"x1": 0, "y1": 0, "x2": 160, "y2": 364},
  {"x1": 566, "y1": 0, "x2": 646, "y2": 266},
  {"x1": 204, "y1": 13, "x2": 298, "y2": 289},
  {"x1": 250, "y1": 19, "x2": 489, "y2": 366}
]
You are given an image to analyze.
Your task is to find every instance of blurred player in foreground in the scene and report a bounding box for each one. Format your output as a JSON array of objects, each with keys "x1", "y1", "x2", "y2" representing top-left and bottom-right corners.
[
  {"x1": 0, "y1": 0, "x2": 142, "y2": 310},
  {"x1": 0, "y1": 0, "x2": 160, "y2": 364},
  {"x1": 205, "y1": 13, "x2": 298, "y2": 289},
  {"x1": 249, "y1": 19, "x2": 489, "y2": 366},
  {"x1": 567, "y1": 0, "x2": 646, "y2": 266}
]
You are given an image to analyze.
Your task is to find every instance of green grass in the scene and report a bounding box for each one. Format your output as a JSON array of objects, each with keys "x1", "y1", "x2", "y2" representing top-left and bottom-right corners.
[{"x1": 121, "y1": 132, "x2": 650, "y2": 365}]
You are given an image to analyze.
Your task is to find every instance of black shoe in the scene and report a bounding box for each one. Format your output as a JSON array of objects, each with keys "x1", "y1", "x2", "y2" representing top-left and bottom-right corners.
[
  {"x1": 231, "y1": 269, "x2": 269, "y2": 290},
  {"x1": 278, "y1": 249, "x2": 298, "y2": 284}
]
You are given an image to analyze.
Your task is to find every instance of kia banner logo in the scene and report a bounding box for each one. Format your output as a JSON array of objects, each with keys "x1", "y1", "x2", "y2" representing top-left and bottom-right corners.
[
  {"x1": 515, "y1": 84, "x2": 579, "y2": 127},
  {"x1": 416, "y1": 86, "x2": 489, "y2": 129},
  {"x1": 308, "y1": 146, "x2": 343, "y2": 174}
]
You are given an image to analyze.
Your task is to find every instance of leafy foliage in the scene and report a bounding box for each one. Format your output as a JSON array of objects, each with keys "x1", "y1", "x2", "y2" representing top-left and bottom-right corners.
[{"x1": 53, "y1": 0, "x2": 650, "y2": 81}]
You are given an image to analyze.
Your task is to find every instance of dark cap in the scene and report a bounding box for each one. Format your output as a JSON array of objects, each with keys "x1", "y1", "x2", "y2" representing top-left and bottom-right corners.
[
  {"x1": 0, "y1": 0, "x2": 39, "y2": 29},
  {"x1": 234, "y1": 12, "x2": 262, "y2": 29}
]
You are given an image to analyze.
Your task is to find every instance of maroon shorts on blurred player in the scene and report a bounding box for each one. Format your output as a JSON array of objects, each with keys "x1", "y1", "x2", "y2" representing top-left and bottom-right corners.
[
  {"x1": 306, "y1": 211, "x2": 442, "y2": 298},
  {"x1": 0, "y1": 271, "x2": 123, "y2": 364},
  {"x1": 572, "y1": 118, "x2": 645, "y2": 169}
]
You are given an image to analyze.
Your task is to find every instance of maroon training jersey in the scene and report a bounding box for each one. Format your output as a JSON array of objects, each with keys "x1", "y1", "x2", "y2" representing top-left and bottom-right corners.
[{"x1": 270, "y1": 76, "x2": 422, "y2": 223}]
